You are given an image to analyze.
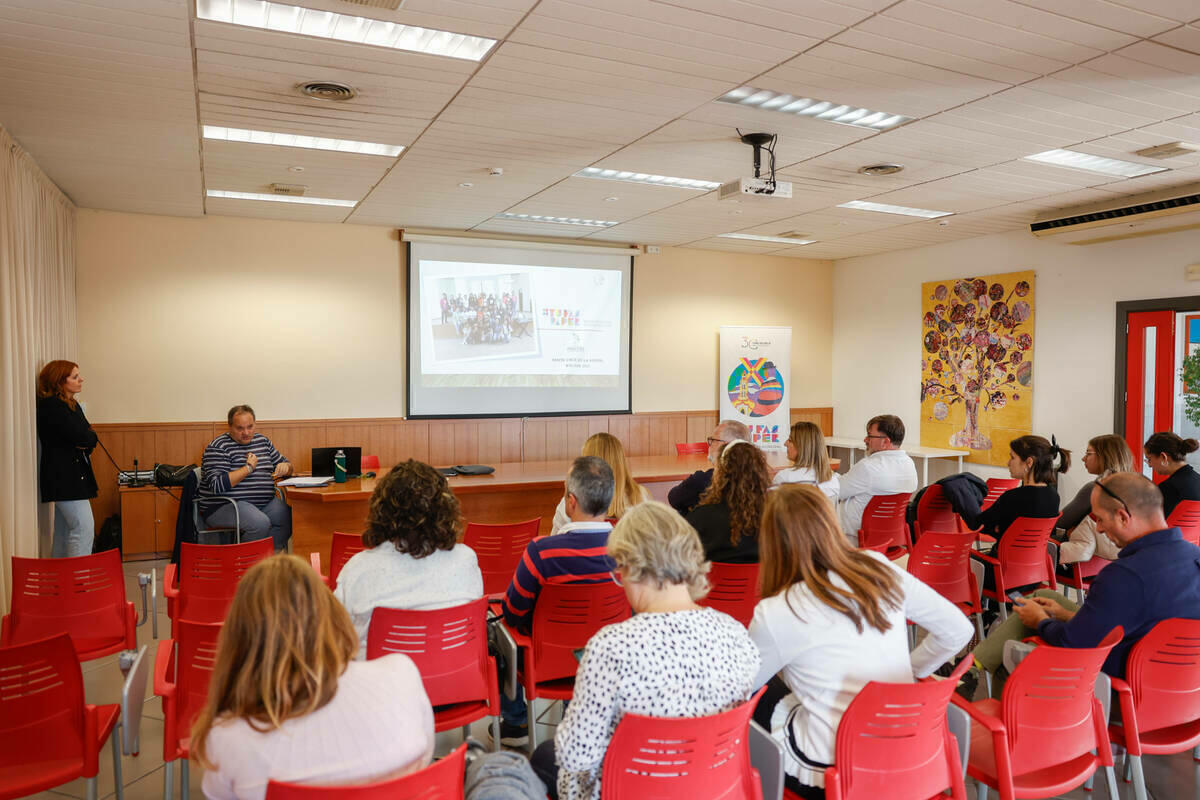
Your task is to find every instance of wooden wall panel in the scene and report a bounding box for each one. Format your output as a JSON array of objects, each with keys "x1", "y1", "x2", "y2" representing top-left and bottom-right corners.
[{"x1": 90, "y1": 407, "x2": 831, "y2": 532}]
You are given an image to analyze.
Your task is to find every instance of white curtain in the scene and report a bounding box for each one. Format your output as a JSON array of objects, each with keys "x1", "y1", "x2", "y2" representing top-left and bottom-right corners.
[{"x1": 0, "y1": 123, "x2": 77, "y2": 613}]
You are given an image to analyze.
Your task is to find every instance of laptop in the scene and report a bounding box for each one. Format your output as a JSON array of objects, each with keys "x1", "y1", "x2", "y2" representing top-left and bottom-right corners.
[{"x1": 311, "y1": 446, "x2": 362, "y2": 478}]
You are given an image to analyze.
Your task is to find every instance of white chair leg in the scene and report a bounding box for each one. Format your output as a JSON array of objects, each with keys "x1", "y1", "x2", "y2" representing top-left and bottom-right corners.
[
  {"x1": 1124, "y1": 753, "x2": 1134, "y2": 782},
  {"x1": 998, "y1": 603, "x2": 1008, "y2": 621},
  {"x1": 164, "y1": 759, "x2": 174, "y2": 800},
  {"x1": 85, "y1": 776, "x2": 98, "y2": 800},
  {"x1": 975, "y1": 779, "x2": 988, "y2": 800},
  {"x1": 974, "y1": 614, "x2": 985, "y2": 643},
  {"x1": 527, "y1": 697, "x2": 538, "y2": 752},
  {"x1": 1130, "y1": 755, "x2": 1148, "y2": 800},
  {"x1": 491, "y1": 716, "x2": 501, "y2": 753},
  {"x1": 111, "y1": 724, "x2": 124, "y2": 800},
  {"x1": 1084, "y1": 771, "x2": 1095, "y2": 791},
  {"x1": 181, "y1": 758, "x2": 190, "y2": 800},
  {"x1": 1104, "y1": 765, "x2": 1119, "y2": 799},
  {"x1": 983, "y1": 670, "x2": 993, "y2": 699}
]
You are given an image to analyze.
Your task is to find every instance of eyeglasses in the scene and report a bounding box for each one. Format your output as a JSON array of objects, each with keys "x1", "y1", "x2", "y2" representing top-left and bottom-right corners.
[
  {"x1": 610, "y1": 569, "x2": 623, "y2": 587},
  {"x1": 706, "y1": 436, "x2": 728, "y2": 447},
  {"x1": 864, "y1": 434, "x2": 889, "y2": 440},
  {"x1": 1095, "y1": 480, "x2": 1129, "y2": 514}
]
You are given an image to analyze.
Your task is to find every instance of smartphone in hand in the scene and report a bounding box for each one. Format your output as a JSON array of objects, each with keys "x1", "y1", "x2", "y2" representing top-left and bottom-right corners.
[{"x1": 1007, "y1": 590, "x2": 1025, "y2": 604}]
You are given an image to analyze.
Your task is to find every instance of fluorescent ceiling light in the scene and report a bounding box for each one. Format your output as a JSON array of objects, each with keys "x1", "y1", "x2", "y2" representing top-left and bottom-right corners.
[
  {"x1": 207, "y1": 189, "x2": 357, "y2": 207},
  {"x1": 196, "y1": 0, "x2": 496, "y2": 61},
  {"x1": 838, "y1": 200, "x2": 953, "y2": 219},
  {"x1": 718, "y1": 86, "x2": 912, "y2": 131},
  {"x1": 495, "y1": 212, "x2": 618, "y2": 227},
  {"x1": 574, "y1": 167, "x2": 719, "y2": 191},
  {"x1": 1023, "y1": 149, "x2": 1167, "y2": 178},
  {"x1": 203, "y1": 125, "x2": 404, "y2": 157},
  {"x1": 718, "y1": 233, "x2": 815, "y2": 245}
]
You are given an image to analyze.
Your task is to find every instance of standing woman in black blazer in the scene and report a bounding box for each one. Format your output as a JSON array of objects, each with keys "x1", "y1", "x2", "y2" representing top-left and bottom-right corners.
[
  {"x1": 36, "y1": 360, "x2": 99, "y2": 557},
  {"x1": 1144, "y1": 431, "x2": 1200, "y2": 517}
]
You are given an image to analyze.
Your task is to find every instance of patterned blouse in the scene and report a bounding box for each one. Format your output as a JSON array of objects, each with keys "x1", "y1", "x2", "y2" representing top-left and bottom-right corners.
[{"x1": 555, "y1": 608, "x2": 760, "y2": 800}]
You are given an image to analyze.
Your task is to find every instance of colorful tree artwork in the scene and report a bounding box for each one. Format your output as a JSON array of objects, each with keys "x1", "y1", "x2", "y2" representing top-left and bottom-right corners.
[{"x1": 919, "y1": 270, "x2": 1035, "y2": 466}]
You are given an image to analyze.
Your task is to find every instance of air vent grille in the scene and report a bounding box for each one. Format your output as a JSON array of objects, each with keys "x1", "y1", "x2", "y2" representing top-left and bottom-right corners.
[
  {"x1": 269, "y1": 183, "x2": 308, "y2": 196},
  {"x1": 1030, "y1": 193, "x2": 1200, "y2": 233},
  {"x1": 338, "y1": 0, "x2": 405, "y2": 8},
  {"x1": 297, "y1": 81, "x2": 358, "y2": 101}
]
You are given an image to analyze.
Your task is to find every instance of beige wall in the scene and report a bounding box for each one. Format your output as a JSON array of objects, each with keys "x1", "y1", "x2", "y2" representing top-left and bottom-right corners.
[
  {"x1": 76, "y1": 211, "x2": 834, "y2": 422},
  {"x1": 832, "y1": 225, "x2": 1200, "y2": 499}
]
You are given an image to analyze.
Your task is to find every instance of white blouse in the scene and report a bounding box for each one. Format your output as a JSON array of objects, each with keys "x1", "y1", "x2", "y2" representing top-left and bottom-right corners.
[
  {"x1": 772, "y1": 467, "x2": 840, "y2": 502},
  {"x1": 333, "y1": 543, "x2": 484, "y2": 659},
  {"x1": 200, "y1": 655, "x2": 435, "y2": 800},
  {"x1": 749, "y1": 552, "x2": 972, "y2": 789},
  {"x1": 555, "y1": 608, "x2": 760, "y2": 800}
]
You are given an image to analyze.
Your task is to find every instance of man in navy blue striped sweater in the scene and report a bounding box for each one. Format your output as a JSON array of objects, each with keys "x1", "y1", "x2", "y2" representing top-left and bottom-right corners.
[{"x1": 198, "y1": 404, "x2": 293, "y2": 550}]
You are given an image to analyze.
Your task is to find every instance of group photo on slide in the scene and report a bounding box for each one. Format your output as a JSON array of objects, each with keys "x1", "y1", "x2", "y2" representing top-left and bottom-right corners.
[{"x1": 428, "y1": 272, "x2": 537, "y2": 361}]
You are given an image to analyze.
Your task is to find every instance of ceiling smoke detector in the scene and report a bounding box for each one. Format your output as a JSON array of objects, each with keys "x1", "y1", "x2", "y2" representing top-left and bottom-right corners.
[
  {"x1": 776, "y1": 231, "x2": 811, "y2": 239},
  {"x1": 297, "y1": 81, "x2": 358, "y2": 101},
  {"x1": 858, "y1": 163, "x2": 904, "y2": 176},
  {"x1": 1135, "y1": 142, "x2": 1200, "y2": 160}
]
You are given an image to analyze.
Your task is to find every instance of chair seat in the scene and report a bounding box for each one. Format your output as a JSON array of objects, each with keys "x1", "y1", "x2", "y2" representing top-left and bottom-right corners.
[
  {"x1": 0, "y1": 756, "x2": 85, "y2": 797},
  {"x1": 966, "y1": 700, "x2": 1100, "y2": 795},
  {"x1": 432, "y1": 700, "x2": 492, "y2": 731},
  {"x1": 1110, "y1": 718, "x2": 1200, "y2": 754},
  {"x1": 74, "y1": 633, "x2": 131, "y2": 662}
]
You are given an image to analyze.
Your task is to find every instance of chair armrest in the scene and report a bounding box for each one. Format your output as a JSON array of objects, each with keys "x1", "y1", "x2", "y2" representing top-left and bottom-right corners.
[
  {"x1": 309, "y1": 552, "x2": 330, "y2": 587},
  {"x1": 0, "y1": 613, "x2": 11, "y2": 647},
  {"x1": 1108, "y1": 676, "x2": 1144, "y2": 755},
  {"x1": 83, "y1": 703, "x2": 101, "y2": 777},
  {"x1": 153, "y1": 639, "x2": 176, "y2": 699},
  {"x1": 971, "y1": 551, "x2": 1000, "y2": 566},
  {"x1": 123, "y1": 601, "x2": 138, "y2": 649},
  {"x1": 494, "y1": 621, "x2": 521, "y2": 699},
  {"x1": 162, "y1": 564, "x2": 179, "y2": 599},
  {"x1": 950, "y1": 694, "x2": 1008, "y2": 736}
]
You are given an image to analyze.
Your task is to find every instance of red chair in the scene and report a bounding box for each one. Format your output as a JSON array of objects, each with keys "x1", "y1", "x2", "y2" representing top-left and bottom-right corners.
[
  {"x1": 698, "y1": 562, "x2": 760, "y2": 628},
  {"x1": 463, "y1": 518, "x2": 540, "y2": 601},
  {"x1": 163, "y1": 538, "x2": 272, "y2": 634},
  {"x1": 857, "y1": 493, "x2": 912, "y2": 559},
  {"x1": 907, "y1": 532, "x2": 984, "y2": 640},
  {"x1": 675, "y1": 442, "x2": 708, "y2": 455},
  {"x1": 819, "y1": 658, "x2": 972, "y2": 800},
  {"x1": 602, "y1": 687, "x2": 766, "y2": 800},
  {"x1": 980, "y1": 478, "x2": 1019, "y2": 511},
  {"x1": 265, "y1": 742, "x2": 466, "y2": 800},
  {"x1": 1057, "y1": 554, "x2": 1110, "y2": 603},
  {"x1": 361, "y1": 454, "x2": 381, "y2": 471},
  {"x1": 2, "y1": 549, "x2": 136, "y2": 662},
  {"x1": 0, "y1": 633, "x2": 124, "y2": 800},
  {"x1": 1108, "y1": 618, "x2": 1200, "y2": 800},
  {"x1": 1167, "y1": 500, "x2": 1200, "y2": 545},
  {"x1": 366, "y1": 598, "x2": 500, "y2": 746},
  {"x1": 974, "y1": 516, "x2": 1059, "y2": 618},
  {"x1": 913, "y1": 484, "x2": 963, "y2": 540},
  {"x1": 953, "y1": 628, "x2": 1122, "y2": 800},
  {"x1": 310, "y1": 531, "x2": 366, "y2": 590},
  {"x1": 155, "y1": 620, "x2": 223, "y2": 800},
  {"x1": 502, "y1": 580, "x2": 632, "y2": 749}
]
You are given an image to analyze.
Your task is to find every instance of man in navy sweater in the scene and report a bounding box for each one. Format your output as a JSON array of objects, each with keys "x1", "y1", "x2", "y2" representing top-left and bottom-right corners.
[{"x1": 1014, "y1": 471, "x2": 1200, "y2": 679}]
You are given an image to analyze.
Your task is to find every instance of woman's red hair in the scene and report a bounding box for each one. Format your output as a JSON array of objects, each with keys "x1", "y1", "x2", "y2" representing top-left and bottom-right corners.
[{"x1": 37, "y1": 360, "x2": 79, "y2": 408}]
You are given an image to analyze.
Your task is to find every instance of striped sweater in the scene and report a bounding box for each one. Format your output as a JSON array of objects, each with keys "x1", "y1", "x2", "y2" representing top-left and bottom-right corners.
[
  {"x1": 198, "y1": 433, "x2": 287, "y2": 515},
  {"x1": 503, "y1": 522, "x2": 615, "y2": 635}
]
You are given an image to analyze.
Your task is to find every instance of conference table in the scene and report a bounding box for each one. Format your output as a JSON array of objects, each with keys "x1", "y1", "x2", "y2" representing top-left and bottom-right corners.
[
  {"x1": 286, "y1": 451, "x2": 833, "y2": 565},
  {"x1": 824, "y1": 437, "x2": 968, "y2": 487}
]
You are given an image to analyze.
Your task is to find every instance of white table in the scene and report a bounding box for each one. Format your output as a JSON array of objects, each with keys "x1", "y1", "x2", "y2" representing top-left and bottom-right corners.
[{"x1": 825, "y1": 436, "x2": 968, "y2": 487}]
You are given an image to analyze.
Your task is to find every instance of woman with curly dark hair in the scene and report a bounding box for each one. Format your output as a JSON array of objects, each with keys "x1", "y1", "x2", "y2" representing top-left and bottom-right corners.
[
  {"x1": 333, "y1": 459, "x2": 483, "y2": 658},
  {"x1": 685, "y1": 440, "x2": 771, "y2": 563}
]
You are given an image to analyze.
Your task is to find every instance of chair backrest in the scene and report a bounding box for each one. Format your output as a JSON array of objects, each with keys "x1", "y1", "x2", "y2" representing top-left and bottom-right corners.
[
  {"x1": 265, "y1": 742, "x2": 466, "y2": 800},
  {"x1": 1124, "y1": 618, "x2": 1200, "y2": 735},
  {"x1": 1167, "y1": 500, "x2": 1200, "y2": 546},
  {"x1": 0, "y1": 633, "x2": 87, "y2": 769},
  {"x1": 328, "y1": 531, "x2": 367, "y2": 589},
  {"x1": 858, "y1": 493, "x2": 912, "y2": 551},
  {"x1": 828, "y1": 659, "x2": 970, "y2": 800},
  {"x1": 5, "y1": 549, "x2": 128, "y2": 651},
  {"x1": 1001, "y1": 628, "x2": 1122, "y2": 774},
  {"x1": 906, "y1": 532, "x2": 978, "y2": 609},
  {"x1": 366, "y1": 598, "x2": 491, "y2": 708},
  {"x1": 993, "y1": 516, "x2": 1058, "y2": 590},
  {"x1": 675, "y1": 442, "x2": 709, "y2": 455},
  {"x1": 981, "y1": 478, "x2": 1020, "y2": 510},
  {"x1": 361, "y1": 454, "x2": 381, "y2": 470},
  {"x1": 462, "y1": 518, "x2": 540, "y2": 597},
  {"x1": 531, "y1": 581, "x2": 631, "y2": 684},
  {"x1": 915, "y1": 484, "x2": 962, "y2": 536},
  {"x1": 601, "y1": 688, "x2": 765, "y2": 800},
  {"x1": 174, "y1": 539, "x2": 273, "y2": 624},
  {"x1": 167, "y1": 620, "x2": 223, "y2": 754},
  {"x1": 698, "y1": 562, "x2": 760, "y2": 627}
]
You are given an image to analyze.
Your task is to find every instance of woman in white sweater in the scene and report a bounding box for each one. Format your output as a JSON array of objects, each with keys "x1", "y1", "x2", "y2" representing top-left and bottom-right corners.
[
  {"x1": 193, "y1": 555, "x2": 435, "y2": 799},
  {"x1": 749, "y1": 485, "x2": 972, "y2": 799},
  {"x1": 772, "y1": 421, "x2": 839, "y2": 501}
]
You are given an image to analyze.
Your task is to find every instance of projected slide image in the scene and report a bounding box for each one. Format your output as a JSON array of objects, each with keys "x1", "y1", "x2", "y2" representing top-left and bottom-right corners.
[{"x1": 427, "y1": 273, "x2": 538, "y2": 363}]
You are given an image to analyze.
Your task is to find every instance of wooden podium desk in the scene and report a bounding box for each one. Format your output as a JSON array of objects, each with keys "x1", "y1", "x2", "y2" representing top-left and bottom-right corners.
[{"x1": 287, "y1": 451, "x2": 818, "y2": 565}]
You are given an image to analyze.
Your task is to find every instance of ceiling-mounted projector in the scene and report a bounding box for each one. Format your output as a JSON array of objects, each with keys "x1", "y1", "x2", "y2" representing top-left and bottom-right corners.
[{"x1": 718, "y1": 132, "x2": 791, "y2": 201}]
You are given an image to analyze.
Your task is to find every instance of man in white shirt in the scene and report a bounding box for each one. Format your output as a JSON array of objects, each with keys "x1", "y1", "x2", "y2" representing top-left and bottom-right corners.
[{"x1": 837, "y1": 414, "x2": 918, "y2": 544}]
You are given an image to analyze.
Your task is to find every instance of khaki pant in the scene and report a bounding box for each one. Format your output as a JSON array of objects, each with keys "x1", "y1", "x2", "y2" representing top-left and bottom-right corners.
[{"x1": 973, "y1": 589, "x2": 1080, "y2": 696}]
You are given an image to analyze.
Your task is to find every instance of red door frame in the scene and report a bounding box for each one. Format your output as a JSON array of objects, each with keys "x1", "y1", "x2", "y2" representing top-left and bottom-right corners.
[{"x1": 1124, "y1": 310, "x2": 1176, "y2": 472}]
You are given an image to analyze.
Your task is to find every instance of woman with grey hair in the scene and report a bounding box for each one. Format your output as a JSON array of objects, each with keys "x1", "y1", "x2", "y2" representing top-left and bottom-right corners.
[{"x1": 530, "y1": 501, "x2": 760, "y2": 800}]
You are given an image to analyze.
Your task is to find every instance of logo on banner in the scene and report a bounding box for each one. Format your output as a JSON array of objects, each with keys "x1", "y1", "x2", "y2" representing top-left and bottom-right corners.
[{"x1": 726, "y1": 358, "x2": 785, "y2": 418}]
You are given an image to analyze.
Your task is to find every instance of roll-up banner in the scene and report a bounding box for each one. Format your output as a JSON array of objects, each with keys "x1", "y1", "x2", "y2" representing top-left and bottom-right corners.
[{"x1": 718, "y1": 326, "x2": 792, "y2": 452}]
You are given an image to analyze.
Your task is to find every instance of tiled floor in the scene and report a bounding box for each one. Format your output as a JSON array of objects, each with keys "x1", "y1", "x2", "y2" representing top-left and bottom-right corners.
[{"x1": 17, "y1": 559, "x2": 1199, "y2": 799}]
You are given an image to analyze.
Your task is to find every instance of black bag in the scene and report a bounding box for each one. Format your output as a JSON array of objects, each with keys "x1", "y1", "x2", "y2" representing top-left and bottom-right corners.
[
  {"x1": 93, "y1": 514, "x2": 122, "y2": 554},
  {"x1": 154, "y1": 462, "x2": 196, "y2": 487},
  {"x1": 453, "y1": 464, "x2": 495, "y2": 476}
]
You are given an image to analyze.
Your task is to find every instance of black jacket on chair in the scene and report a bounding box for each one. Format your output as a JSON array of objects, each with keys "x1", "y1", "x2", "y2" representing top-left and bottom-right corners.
[{"x1": 36, "y1": 395, "x2": 99, "y2": 502}]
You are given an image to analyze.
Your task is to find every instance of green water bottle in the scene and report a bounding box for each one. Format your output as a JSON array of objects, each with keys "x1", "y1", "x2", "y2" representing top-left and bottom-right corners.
[{"x1": 334, "y1": 449, "x2": 347, "y2": 483}]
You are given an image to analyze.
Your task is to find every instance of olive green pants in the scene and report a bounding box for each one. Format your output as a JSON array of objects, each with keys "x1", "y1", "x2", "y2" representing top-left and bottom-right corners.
[{"x1": 973, "y1": 589, "x2": 1080, "y2": 693}]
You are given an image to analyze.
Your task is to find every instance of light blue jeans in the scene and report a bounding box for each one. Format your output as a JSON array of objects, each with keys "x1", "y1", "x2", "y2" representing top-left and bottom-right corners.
[{"x1": 52, "y1": 499, "x2": 95, "y2": 557}]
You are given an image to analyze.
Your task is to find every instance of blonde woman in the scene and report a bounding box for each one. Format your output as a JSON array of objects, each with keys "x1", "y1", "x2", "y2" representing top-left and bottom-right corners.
[
  {"x1": 550, "y1": 433, "x2": 649, "y2": 534},
  {"x1": 750, "y1": 485, "x2": 971, "y2": 798},
  {"x1": 532, "y1": 501, "x2": 759, "y2": 800},
  {"x1": 1055, "y1": 435, "x2": 1133, "y2": 568},
  {"x1": 192, "y1": 555, "x2": 434, "y2": 799},
  {"x1": 773, "y1": 421, "x2": 839, "y2": 502}
]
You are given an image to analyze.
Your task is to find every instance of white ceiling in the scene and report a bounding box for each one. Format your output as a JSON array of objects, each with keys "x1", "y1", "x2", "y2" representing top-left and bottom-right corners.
[{"x1": 2, "y1": 0, "x2": 1200, "y2": 259}]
